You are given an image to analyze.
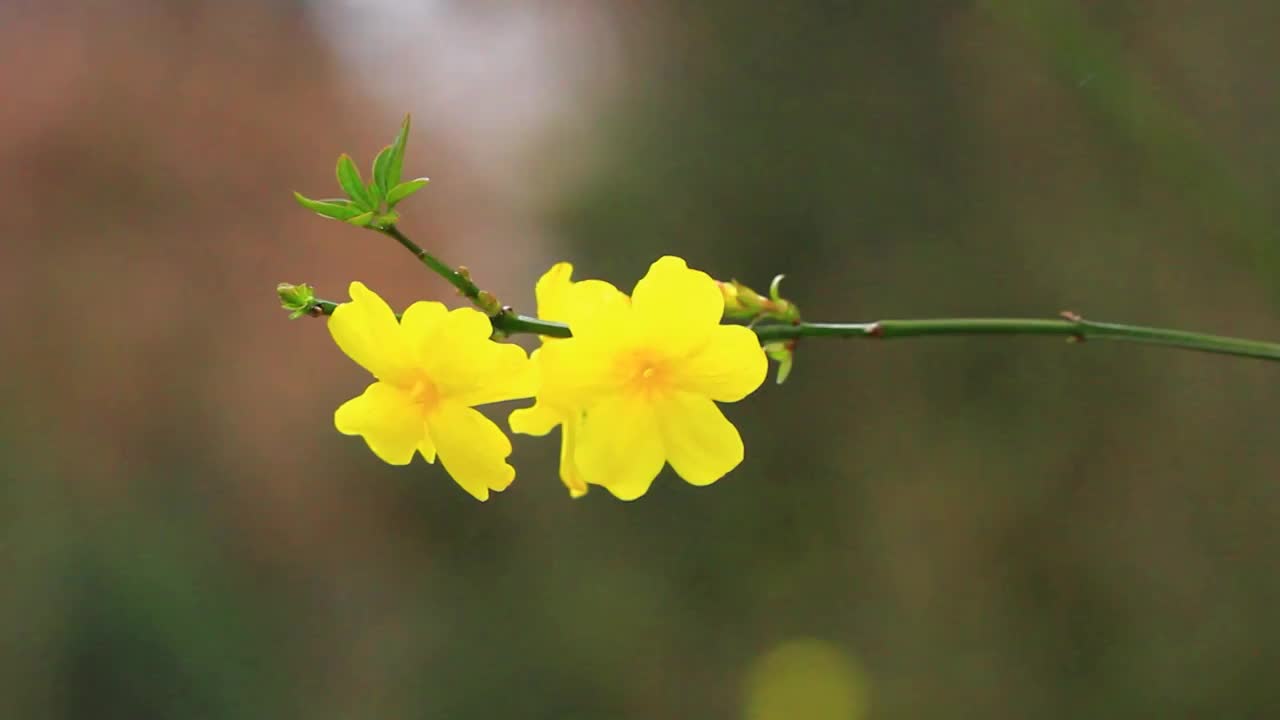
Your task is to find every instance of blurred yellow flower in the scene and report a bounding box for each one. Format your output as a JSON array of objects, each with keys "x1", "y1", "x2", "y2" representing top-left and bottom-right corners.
[
  {"x1": 328, "y1": 282, "x2": 535, "y2": 501},
  {"x1": 509, "y1": 262, "x2": 629, "y2": 497},
  {"x1": 525, "y1": 256, "x2": 768, "y2": 500},
  {"x1": 744, "y1": 638, "x2": 868, "y2": 720}
]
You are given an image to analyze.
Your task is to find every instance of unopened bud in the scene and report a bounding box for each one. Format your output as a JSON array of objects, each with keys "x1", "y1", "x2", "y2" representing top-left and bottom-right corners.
[
  {"x1": 277, "y1": 282, "x2": 316, "y2": 319},
  {"x1": 719, "y1": 281, "x2": 747, "y2": 314},
  {"x1": 720, "y1": 280, "x2": 771, "y2": 319},
  {"x1": 476, "y1": 290, "x2": 503, "y2": 316}
]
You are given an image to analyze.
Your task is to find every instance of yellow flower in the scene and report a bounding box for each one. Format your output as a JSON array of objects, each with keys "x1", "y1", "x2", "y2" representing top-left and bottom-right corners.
[
  {"x1": 523, "y1": 256, "x2": 768, "y2": 500},
  {"x1": 328, "y1": 282, "x2": 535, "y2": 501},
  {"x1": 508, "y1": 263, "x2": 629, "y2": 497}
]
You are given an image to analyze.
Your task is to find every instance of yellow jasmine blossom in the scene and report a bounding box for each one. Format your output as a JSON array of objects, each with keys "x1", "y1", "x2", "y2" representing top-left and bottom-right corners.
[
  {"x1": 329, "y1": 282, "x2": 535, "y2": 501},
  {"x1": 508, "y1": 263, "x2": 629, "y2": 497},
  {"x1": 528, "y1": 256, "x2": 768, "y2": 500}
]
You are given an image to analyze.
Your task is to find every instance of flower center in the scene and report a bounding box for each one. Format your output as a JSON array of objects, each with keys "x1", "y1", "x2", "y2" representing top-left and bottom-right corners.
[
  {"x1": 407, "y1": 376, "x2": 440, "y2": 410},
  {"x1": 623, "y1": 351, "x2": 671, "y2": 397}
]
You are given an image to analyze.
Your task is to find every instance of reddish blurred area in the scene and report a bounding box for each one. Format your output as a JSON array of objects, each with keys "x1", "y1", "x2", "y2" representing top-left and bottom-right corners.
[{"x1": 0, "y1": 2, "x2": 576, "y2": 715}]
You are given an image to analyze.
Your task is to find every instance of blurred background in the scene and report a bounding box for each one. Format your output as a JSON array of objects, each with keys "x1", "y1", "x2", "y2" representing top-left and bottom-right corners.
[{"x1": 4, "y1": 1, "x2": 1280, "y2": 717}]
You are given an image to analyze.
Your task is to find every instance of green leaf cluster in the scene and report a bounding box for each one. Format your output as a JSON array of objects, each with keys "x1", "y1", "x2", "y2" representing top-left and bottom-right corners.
[
  {"x1": 292, "y1": 115, "x2": 430, "y2": 228},
  {"x1": 276, "y1": 282, "x2": 317, "y2": 320}
]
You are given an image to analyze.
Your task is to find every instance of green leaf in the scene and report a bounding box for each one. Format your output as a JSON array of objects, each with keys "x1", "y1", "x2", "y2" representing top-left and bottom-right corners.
[
  {"x1": 278, "y1": 281, "x2": 314, "y2": 305},
  {"x1": 763, "y1": 341, "x2": 795, "y2": 384},
  {"x1": 372, "y1": 145, "x2": 395, "y2": 195},
  {"x1": 346, "y1": 211, "x2": 376, "y2": 227},
  {"x1": 386, "y1": 178, "x2": 430, "y2": 207},
  {"x1": 367, "y1": 179, "x2": 384, "y2": 209},
  {"x1": 336, "y1": 154, "x2": 374, "y2": 210},
  {"x1": 293, "y1": 192, "x2": 363, "y2": 221},
  {"x1": 769, "y1": 274, "x2": 786, "y2": 302},
  {"x1": 387, "y1": 115, "x2": 411, "y2": 190},
  {"x1": 774, "y1": 354, "x2": 793, "y2": 384}
]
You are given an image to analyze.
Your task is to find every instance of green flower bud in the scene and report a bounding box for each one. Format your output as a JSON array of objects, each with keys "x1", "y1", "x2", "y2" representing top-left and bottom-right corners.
[{"x1": 277, "y1": 282, "x2": 316, "y2": 319}]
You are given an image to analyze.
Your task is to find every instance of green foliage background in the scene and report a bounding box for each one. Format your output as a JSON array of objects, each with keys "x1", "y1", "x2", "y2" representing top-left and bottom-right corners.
[{"x1": 3, "y1": 1, "x2": 1280, "y2": 717}]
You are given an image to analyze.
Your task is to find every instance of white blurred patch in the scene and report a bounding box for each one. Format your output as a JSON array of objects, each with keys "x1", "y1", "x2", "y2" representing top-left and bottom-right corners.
[{"x1": 307, "y1": 0, "x2": 616, "y2": 185}]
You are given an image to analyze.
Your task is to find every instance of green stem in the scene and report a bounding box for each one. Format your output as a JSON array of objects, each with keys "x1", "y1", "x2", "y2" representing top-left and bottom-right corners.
[
  {"x1": 494, "y1": 313, "x2": 571, "y2": 338},
  {"x1": 378, "y1": 224, "x2": 484, "y2": 304},
  {"x1": 752, "y1": 317, "x2": 1280, "y2": 362},
  {"x1": 315, "y1": 226, "x2": 1280, "y2": 362},
  {"x1": 305, "y1": 299, "x2": 1280, "y2": 363},
  {"x1": 309, "y1": 298, "x2": 571, "y2": 338}
]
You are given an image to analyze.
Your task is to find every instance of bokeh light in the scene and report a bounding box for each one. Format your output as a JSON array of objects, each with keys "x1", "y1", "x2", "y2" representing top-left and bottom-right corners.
[{"x1": 744, "y1": 638, "x2": 869, "y2": 720}]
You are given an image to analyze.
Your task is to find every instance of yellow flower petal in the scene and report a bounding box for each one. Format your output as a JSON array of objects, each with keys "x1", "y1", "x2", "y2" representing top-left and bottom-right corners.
[
  {"x1": 559, "y1": 413, "x2": 589, "y2": 498},
  {"x1": 328, "y1": 282, "x2": 411, "y2": 383},
  {"x1": 445, "y1": 341, "x2": 537, "y2": 407},
  {"x1": 562, "y1": 280, "x2": 631, "y2": 336},
  {"x1": 630, "y1": 256, "x2": 723, "y2": 350},
  {"x1": 334, "y1": 381, "x2": 426, "y2": 465},
  {"x1": 510, "y1": 397, "x2": 592, "y2": 497},
  {"x1": 398, "y1": 299, "x2": 450, "y2": 358},
  {"x1": 439, "y1": 305, "x2": 496, "y2": 342},
  {"x1": 402, "y1": 306, "x2": 535, "y2": 407},
  {"x1": 534, "y1": 262, "x2": 576, "y2": 323},
  {"x1": 534, "y1": 263, "x2": 630, "y2": 331},
  {"x1": 401, "y1": 305, "x2": 493, "y2": 369},
  {"x1": 576, "y1": 393, "x2": 666, "y2": 501},
  {"x1": 510, "y1": 348, "x2": 591, "y2": 498},
  {"x1": 656, "y1": 391, "x2": 744, "y2": 486},
  {"x1": 509, "y1": 401, "x2": 589, "y2": 497},
  {"x1": 508, "y1": 399, "x2": 561, "y2": 437},
  {"x1": 426, "y1": 401, "x2": 516, "y2": 501},
  {"x1": 536, "y1": 338, "x2": 626, "y2": 408},
  {"x1": 674, "y1": 324, "x2": 768, "y2": 402},
  {"x1": 417, "y1": 435, "x2": 437, "y2": 463}
]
